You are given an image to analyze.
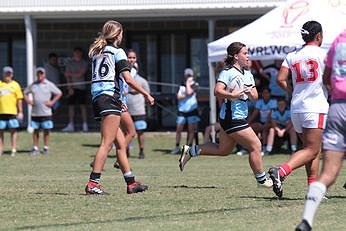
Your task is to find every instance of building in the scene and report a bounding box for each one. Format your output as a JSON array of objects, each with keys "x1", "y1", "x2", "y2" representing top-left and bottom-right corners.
[{"x1": 0, "y1": 0, "x2": 284, "y2": 130}]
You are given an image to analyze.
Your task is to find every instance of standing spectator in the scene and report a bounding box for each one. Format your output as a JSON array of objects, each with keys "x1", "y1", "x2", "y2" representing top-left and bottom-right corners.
[
  {"x1": 178, "y1": 42, "x2": 273, "y2": 188},
  {"x1": 268, "y1": 21, "x2": 329, "y2": 198},
  {"x1": 170, "y1": 68, "x2": 200, "y2": 154},
  {"x1": 261, "y1": 59, "x2": 287, "y2": 100},
  {"x1": 295, "y1": 28, "x2": 346, "y2": 231},
  {"x1": 266, "y1": 99, "x2": 297, "y2": 154},
  {"x1": 249, "y1": 60, "x2": 269, "y2": 92},
  {"x1": 247, "y1": 88, "x2": 277, "y2": 154},
  {"x1": 61, "y1": 47, "x2": 89, "y2": 132},
  {"x1": 24, "y1": 67, "x2": 62, "y2": 155},
  {"x1": 127, "y1": 50, "x2": 150, "y2": 159},
  {"x1": 0, "y1": 66, "x2": 23, "y2": 156},
  {"x1": 44, "y1": 52, "x2": 62, "y2": 111},
  {"x1": 44, "y1": 52, "x2": 61, "y2": 85}
]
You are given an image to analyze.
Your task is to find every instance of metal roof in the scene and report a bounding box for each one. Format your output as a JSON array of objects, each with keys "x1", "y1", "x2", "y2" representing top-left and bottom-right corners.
[{"x1": 0, "y1": 0, "x2": 285, "y2": 19}]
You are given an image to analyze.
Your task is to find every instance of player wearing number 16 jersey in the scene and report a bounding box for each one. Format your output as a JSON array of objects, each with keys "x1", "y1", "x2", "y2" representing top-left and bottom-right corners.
[
  {"x1": 85, "y1": 20, "x2": 154, "y2": 195},
  {"x1": 268, "y1": 21, "x2": 329, "y2": 198}
]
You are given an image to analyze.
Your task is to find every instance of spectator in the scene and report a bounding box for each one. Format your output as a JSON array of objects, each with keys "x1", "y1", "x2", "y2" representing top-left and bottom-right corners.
[
  {"x1": 170, "y1": 68, "x2": 200, "y2": 154},
  {"x1": 44, "y1": 52, "x2": 61, "y2": 85},
  {"x1": 203, "y1": 122, "x2": 221, "y2": 144},
  {"x1": 23, "y1": 67, "x2": 62, "y2": 155},
  {"x1": 127, "y1": 50, "x2": 150, "y2": 159},
  {"x1": 249, "y1": 60, "x2": 269, "y2": 92},
  {"x1": 266, "y1": 99, "x2": 297, "y2": 154},
  {"x1": 0, "y1": 66, "x2": 23, "y2": 156},
  {"x1": 261, "y1": 59, "x2": 287, "y2": 100},
  {"x1": 247, "y1": 88, "x2": 277, "y2": 154},
  {"x1": 44, "y1": 52, "x2": 62, "y2": 111},
  {"x1": 61, "y1": 47, "x2": 89, "y2": 132}
]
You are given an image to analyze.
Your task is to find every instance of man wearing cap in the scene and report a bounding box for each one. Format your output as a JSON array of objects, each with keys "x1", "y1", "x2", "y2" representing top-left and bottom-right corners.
[
  {"x1": 24, "y1": 67, "x2": 62, "y2": 155},
  {"x1": 170, "y1": 68, "x2": 200, "y2": 154},
  {"x1": 0, "y1": 66, "x2": 24, "y2": 156}
]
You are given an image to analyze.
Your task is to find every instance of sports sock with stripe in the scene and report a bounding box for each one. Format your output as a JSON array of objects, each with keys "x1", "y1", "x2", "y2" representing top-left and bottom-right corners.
[
  {"x1": 255, "y1": 172, "x2": 267, "y2": 184},
  {"x1": 278, "y1": 163, "x2": 292, "y2": 177},
  {"x1": 124, "y1": 171, "x2": 135, "y2": 185},
  {"x1": 189, "y1": 145, "x2": 200, "y2": 157},
  {"x1": 89, "y1": 172, "x2": 101, "y2": 184}
]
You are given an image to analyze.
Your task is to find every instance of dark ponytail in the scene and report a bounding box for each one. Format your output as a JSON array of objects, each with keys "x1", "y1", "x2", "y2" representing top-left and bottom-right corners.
[
  {"x1": 224, "y1": 42, "x2": 246, "y2": 67},
  {"x1": 301, "y1": 20, "x2": 322, "y2": 43}
]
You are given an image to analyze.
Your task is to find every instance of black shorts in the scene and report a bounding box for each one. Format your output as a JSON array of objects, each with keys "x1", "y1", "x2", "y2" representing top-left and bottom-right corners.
[
  {"x1": 177, "y1": 109, "x2": 199, "y2": 117},
  {"x1": 31, "y1": 116, "x2": 52, "y2": 123},
  {"x1": 131, "y1": 115, "x2": 146, "y2": 122},
  {"x1": 68, "y1": 89, "x2": 88, "y2": 105},
  {"x1": 220, "y1": 119, "x2": 249, "y2": 134},
  {"x1": 92, "y1": 94, "x2": 122, "y2": 121},
  {"x1": 0, "y1": 114, "x2": 16, "y2": 120}
]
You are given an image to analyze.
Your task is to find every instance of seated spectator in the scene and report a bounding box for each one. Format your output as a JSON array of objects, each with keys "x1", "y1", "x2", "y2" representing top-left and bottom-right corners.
[
  {"x1": 203, "y1": 122, "x2": 221, "y2": 144},
  {"x1": 266, "y1": 99, "x2": 297, "y2": 154},
  {"x1": 247, "y1": 88, "x2": 277, "y2": 154}
]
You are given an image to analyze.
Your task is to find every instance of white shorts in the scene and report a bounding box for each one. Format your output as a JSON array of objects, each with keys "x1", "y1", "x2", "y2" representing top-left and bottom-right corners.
[{"x1": 291, "y1": 112, "x2": 327, "y2": 133}]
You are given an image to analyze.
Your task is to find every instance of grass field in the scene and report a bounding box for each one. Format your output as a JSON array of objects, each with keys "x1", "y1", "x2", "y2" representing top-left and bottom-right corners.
[{"x1": 0, "y1": 131, "x2": 345, "y2": 231}]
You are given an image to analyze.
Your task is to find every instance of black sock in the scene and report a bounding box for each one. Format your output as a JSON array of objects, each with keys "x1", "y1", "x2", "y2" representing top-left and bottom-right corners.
[
  {"x1": 89, "y1": 172, "x2": 101, "y2": 183},
  {"x1": 124, "y1": 176, "x2": 135, "y2": 185},
  {"x1": 176, "y1": 143, "x2": 179, "y2": 147},
  {"x1": 140, "y1": 148, "x2": 144, "y2": 153}
]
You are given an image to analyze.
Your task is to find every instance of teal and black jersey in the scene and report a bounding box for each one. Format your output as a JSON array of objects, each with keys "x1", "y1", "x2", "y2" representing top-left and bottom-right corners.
[
  {"x1": 177, "y1": 84, "x2": 198, "y2": 113},
  {"x1": 218, "y1": 67, "x2": 255, "y2": 120},
  {"x1": 91, "y1": 45, "x2": 131, "y2": 100}
]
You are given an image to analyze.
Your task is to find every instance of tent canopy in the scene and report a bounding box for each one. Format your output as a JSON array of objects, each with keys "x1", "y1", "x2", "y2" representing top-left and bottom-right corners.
[{"x1": 208, "y1": 0, "x2": 346, "y2": 62}]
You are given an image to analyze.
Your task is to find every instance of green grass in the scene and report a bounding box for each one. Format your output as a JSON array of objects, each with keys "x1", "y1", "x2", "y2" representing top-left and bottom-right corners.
[{"x1": 0, "y1": 131, "x2": 345, "y2": 231}]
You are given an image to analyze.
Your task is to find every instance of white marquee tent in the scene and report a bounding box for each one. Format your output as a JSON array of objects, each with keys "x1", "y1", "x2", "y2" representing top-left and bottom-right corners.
[
  {"x1": 208, "y1": 0, "x2": 346, "y2": 62},
  {"x1": 206, "y1": 0, "x2": 346, "y2": 136}
]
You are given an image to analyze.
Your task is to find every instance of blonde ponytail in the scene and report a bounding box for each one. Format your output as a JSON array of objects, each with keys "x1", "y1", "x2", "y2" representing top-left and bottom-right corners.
[
  {"x1": 88, "y1": 20, "x2": 123, "y2": 58},
  {"x1": 88, "y1": 35, "x2": 107, "y2": 58}
]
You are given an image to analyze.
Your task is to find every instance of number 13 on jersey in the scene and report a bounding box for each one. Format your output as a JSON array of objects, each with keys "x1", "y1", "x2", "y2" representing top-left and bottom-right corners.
[{"x1": 291, "y1": 59, "x2": 319, "y2": 83}]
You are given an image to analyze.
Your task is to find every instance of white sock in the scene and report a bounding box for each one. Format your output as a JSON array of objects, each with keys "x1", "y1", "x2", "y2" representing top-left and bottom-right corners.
[
  {"x1": 266, "y1": 145, "x2": 272, "y2": 152},
  {"x1": 291, "y1": 144, "x2": 297, "y2": 152},
  {"x1": 123, "y1": 171, "x2": 134, "y2": 177},
  {"x1": 302, "y1": 181, "x2": 327, "y2": 227},
  {"x1": 189, "y1": 145, "x2": 200, "y2": 157}
]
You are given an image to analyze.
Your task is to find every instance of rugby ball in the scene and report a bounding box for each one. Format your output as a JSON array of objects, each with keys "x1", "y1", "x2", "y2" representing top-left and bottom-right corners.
[{"x1": 227, "y1": 76, "x2": 247, "y2": 100}]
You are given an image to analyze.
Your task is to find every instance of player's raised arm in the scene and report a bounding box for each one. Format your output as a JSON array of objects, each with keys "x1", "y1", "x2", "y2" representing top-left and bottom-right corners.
[{"x1": 122, "y1": 70, "x2": 154, "y2": 106}]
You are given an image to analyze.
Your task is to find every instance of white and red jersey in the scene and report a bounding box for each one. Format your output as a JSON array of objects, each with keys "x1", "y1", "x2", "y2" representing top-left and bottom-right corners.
[{"x1": 282, "y1": 45, "x2": 329, "y2": 113}]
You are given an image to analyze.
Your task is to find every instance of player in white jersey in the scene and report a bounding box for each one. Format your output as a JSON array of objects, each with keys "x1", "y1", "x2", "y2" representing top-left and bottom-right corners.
[
  {"x1": 295, "y1": 28, "x2": 346, "y2": 231},
  {"x1": 268, "y1": 21, "x2": 329, "y2": 198},
  {"x1": 179, "y1": 42, "x2": 273, "y2": 189},
  {"x1": 85, "y1": 21, "x2": 154, "y2": 195}
]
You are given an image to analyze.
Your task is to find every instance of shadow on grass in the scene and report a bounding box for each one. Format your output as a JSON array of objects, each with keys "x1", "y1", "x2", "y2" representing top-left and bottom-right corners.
[
  {"x1": 163, "y1": 185, "x2": 219, "y2": 189},
  {"x1": 82, "y1": 144, "x2": 99, "y2": 148},
  {"x1": 1, "y1": 149, "x2": 31, "y2": 155},
  {"x1": 16, "y1": 206, "x2": 259, "y2": 230},
  {"x1": 88, "y1": 154, "x2": 117, "y2": 159},
  {"x1": 152, "y1": 148, "x2": 174, "y2": 154},
  {"x1": 34, "y1": 192, "x2": 71, "y2": 196},
  {"x1": 327, "y1": 195, "x2": 346, "y2": 199},
  {"x1": 238, "y1": 195, "x2": 304, "y2": 201}
]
